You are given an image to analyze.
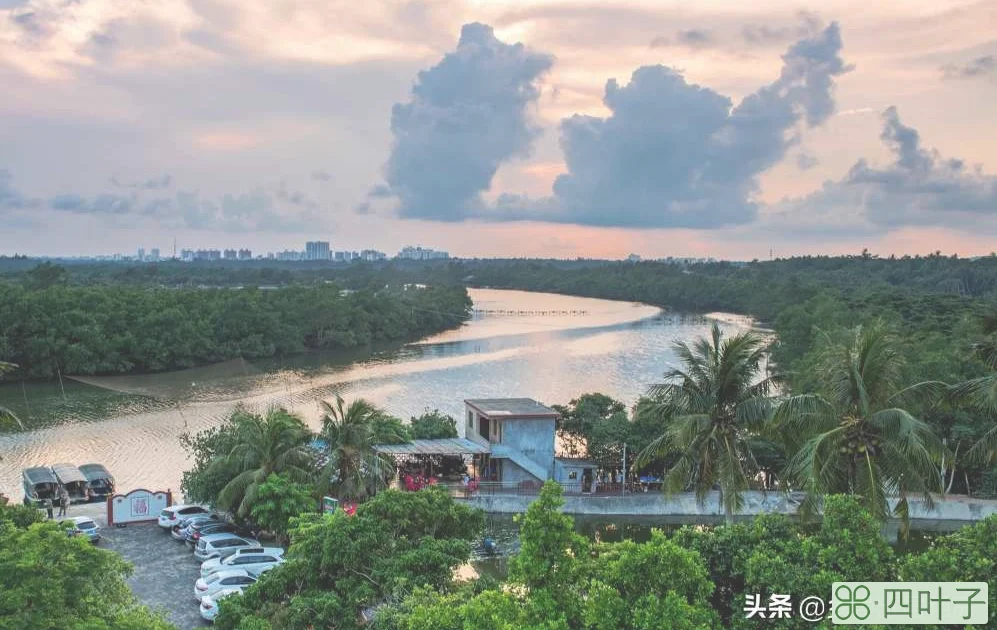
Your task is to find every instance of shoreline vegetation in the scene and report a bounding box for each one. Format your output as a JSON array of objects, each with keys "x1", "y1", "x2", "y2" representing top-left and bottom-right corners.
[{"x1": 0, "y1": 267, "x2": 472, "y2": 379}]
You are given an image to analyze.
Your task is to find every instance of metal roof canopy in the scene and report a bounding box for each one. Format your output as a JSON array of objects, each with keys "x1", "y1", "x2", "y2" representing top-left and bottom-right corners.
[
  {"x1": 23, "y1": 467, "x2": 58, "y2": 485},
  {"x1": 465, "y1": 398, "x2": 558, "y2": 418},
  {"x1": 373, "y1": 438, "x2": 490, "y2": 456},
  {"x1": 50, "y1": 463, "x2": 87, "y2": 485}
]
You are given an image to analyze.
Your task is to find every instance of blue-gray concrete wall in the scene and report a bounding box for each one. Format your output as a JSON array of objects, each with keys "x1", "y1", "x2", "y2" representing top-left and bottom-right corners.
[
  {"x1": 499, "y1": 460, "x2": 536, "y2": 485},
  {"x1": 553, "y1": 460, "x2": 588, "y2": 484},
  {"x1": 462, "y1": 490, "x2": 997, "y2": 526},
  {"x1": 501, "y1": 418, "x2": 556, "y2": 478}
]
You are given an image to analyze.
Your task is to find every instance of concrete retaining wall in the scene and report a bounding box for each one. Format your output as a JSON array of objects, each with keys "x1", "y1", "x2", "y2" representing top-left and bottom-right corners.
[{"x1": 464, "y1": 490, "x2": 997, "y2": 526}]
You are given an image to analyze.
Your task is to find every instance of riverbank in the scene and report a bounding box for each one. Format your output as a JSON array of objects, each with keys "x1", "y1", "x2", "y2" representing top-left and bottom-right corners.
[{"x1": 0, "y1": 289, "x2": 715, "y2": 500}]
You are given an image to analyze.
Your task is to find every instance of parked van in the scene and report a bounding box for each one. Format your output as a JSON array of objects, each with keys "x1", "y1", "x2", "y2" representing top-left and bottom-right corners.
[
  {"x1": 78, "y1": 464, "x2": 115, "y2": 501},
  {"x1": 50, "y1": 463, "x2": 90, "y2": 504},
  {"x1": 22, "y1": 467, "x2": 60, "y2": 507}
]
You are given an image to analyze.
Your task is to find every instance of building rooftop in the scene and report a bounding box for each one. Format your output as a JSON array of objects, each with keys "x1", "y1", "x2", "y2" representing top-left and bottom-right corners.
[
  {"x1": 465, "y1": 398, "x2": 559, "y2": 418},
  {"x1": 372, "y1": 438, "x2": 490, "y2": 456}
]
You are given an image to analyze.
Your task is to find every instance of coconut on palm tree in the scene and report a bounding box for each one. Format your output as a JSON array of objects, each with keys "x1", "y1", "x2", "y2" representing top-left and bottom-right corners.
[
  {"x1": 774, "y1": 323, "x2": 946, "y2": 522},
  {"x1": 319, "y1": 395, "x2": 410, "y2": 501},
  {"x1": 635, "y1": 322, "x2": 775, "y2": 523},
  {"x1": 207, "y1": 407, "x2": 315, "y2": 518}
]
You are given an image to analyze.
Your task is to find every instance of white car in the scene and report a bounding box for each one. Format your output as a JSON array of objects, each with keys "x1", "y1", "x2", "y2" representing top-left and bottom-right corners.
[
  {"x1": 200, "y1": 547, "x2": 285, "y2": 576},
  {"x1": 193, "y1": 570, "x2": 257, "y2": 602},
  {"x1": 199, "y1": 588, "x2": 243, "y2": 623},
  {"x1": 200, "y1": 552, "x2": 283, "y2": 578},
  {"x1": 194, "y1": 533, "x2": 259, "y2": 561},
  {"x1": 158, "y1": 504, "x2": 210, "y2": 530}
]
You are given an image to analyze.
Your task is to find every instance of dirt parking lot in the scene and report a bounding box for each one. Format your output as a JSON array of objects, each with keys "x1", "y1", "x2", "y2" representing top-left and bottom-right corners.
[{"x1": 68, "y1": 503, "x2": 208, "y2": 630}]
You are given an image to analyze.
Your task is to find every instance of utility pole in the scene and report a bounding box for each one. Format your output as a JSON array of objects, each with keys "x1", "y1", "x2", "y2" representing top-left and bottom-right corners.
[{"x1": 621, "y1": 442, "x2": 627, "y2": 495}]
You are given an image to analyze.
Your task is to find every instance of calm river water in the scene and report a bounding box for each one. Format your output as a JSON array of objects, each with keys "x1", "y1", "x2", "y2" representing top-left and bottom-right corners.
[{"x1": 0, "y1": 289, "x2": 752, "y2": 501}]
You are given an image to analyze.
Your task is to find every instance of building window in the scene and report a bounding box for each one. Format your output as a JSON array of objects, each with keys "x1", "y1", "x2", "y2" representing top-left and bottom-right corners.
[
  {"x1": 467, "y1": 411, "x2": 473, "y2": 428},
  {"x1": 568, "y1": 471, "x2": 578, "y2": 480}
]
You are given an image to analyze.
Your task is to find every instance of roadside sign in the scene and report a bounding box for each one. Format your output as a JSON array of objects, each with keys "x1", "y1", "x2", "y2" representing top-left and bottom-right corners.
[{"x1": 322, "y1": 496, "x2": 338, "y2": 514}]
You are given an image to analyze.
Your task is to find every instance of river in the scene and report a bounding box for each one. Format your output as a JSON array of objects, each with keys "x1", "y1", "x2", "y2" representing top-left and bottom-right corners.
[{"x1": 0, "y1": 289, "x2": 752, "y2": 501}]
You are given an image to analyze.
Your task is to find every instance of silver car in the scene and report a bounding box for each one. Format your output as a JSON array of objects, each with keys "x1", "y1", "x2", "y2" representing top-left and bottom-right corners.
[
  {"x1": 194, "y1": 533, "x2": 259, "y2": 561},
  {"x1": 60, "y1": 516, "x2": 101, "y2": 543}
]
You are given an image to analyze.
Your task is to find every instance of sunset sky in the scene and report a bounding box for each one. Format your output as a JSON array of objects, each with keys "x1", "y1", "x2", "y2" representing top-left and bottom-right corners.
[{"x1": 1, "y1": 0, "x2": 995, "y2": 259}]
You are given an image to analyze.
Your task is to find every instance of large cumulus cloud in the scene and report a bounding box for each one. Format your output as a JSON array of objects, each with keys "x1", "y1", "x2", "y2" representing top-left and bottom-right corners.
[
  {"x1": 378, "y1": 22, "x2": 554, "y2": 221},
  {"x1": 378, "y1": 23, "x2": 848, "y2": 228},
  {"x1": 536, "y1": 22, "x2": 848, "y2": 228},
  {"x1": 772, "y1": 107, "x2": 997, "y2": 232}
]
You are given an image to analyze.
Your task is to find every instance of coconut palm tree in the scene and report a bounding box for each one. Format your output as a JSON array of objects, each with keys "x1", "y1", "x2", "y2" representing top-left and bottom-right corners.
[
  {"x1": 634, "y1": 322, "x2": 775, "y2": 524},
  {"x1": 774, "y1": 323, "x2": 946, "y2": 522},
  {"x1": 0, "y1": 361, "x2": 23, "y2": 430},
  {"x1": 957, "y1": 311, "x2": 997, "y2": 465},
  {"x1": 319, "y1": 395, "x2": 410, "y2": 501},
  {"x1": 208, "y1": 407, "x2": 315, "y2": 518}
]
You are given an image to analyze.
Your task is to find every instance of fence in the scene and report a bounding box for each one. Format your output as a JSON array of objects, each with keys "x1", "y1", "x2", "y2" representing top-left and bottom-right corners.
[{"x1": 449, "y1": 480, "x2": 649, "y2": 499}]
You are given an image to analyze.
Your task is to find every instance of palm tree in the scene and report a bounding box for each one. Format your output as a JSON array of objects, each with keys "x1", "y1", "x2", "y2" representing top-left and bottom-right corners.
[
  {"x1": 208, "y1": 407, "x2": 315, "y2": 518},
  {"x1": 635, "y1": 322, "x2": 775, "y2": 524},
  {"x1": 0, "y1": 361, "x2": 24, "y2": 430},
  {"x1": 774, "y1": 323, "x2": 946, "y2": 522},
  {"x1": 319, "y1": 395, "x2": 409, "y2": 501},
  {"x1": 958, "y1": 311, "x2": 997, "y2": 466}
]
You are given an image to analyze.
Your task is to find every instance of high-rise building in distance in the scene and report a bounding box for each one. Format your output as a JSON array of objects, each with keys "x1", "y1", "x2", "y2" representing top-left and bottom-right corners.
[
  {"x1": 397, "y1": 246, "x2": 449, "y2": 260},
  {"x1": 305, "y1": 241, "x2": 331, "y2": 261}
]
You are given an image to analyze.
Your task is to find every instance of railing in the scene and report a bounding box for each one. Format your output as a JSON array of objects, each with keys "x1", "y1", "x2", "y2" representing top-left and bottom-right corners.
[{"x1": 450, "y1": 481, "x2": 646, "y2": 498}]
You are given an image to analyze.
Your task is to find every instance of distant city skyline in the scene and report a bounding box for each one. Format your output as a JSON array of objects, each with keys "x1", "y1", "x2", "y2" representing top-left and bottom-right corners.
[{"x1": 1, "y1": 1, "x2": 995, "y2": 259}]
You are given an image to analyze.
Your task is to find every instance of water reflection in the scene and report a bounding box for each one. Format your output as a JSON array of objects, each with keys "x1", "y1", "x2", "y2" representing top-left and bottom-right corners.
[{"x1": 0, "y1": 289, "x2": 747, "y2": 501}]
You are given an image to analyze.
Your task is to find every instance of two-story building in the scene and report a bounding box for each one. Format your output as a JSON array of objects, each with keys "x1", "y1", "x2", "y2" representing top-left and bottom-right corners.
[
  {"x1": 463, "y1": 398, "x2": 598, "y2": 489},
  {"x1": 373, "y1": 397, "x2": 599, "y2": 490}
]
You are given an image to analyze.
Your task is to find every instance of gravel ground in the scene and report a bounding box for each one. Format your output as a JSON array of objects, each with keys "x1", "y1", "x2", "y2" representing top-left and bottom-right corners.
[{"x1": 61, "y1": 503, "x2": 208, "y2": 630}]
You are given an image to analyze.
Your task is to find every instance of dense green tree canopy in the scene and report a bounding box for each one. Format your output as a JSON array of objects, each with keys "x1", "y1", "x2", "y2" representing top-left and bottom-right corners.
[
  {"x1": 0, "y1": 499, "x2": 174, "y2": 630},
  {"x1": 409, "y1": 410, "x2": 459, "y2": 440},
  {"x1": 215, "y1": 487, "x2": 484, "y2": 630},
  {"x1": 0, "y1": 282, "x2": 470, "y2": 378}
]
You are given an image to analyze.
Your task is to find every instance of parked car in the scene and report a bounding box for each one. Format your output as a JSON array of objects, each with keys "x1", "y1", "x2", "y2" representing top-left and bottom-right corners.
[
  {"x1": 59, "y1": 516, "x2": 101, "y2": 543},
  {"x1": 199, "y1": 588, "x2": 243, "y2": 623},
  {"x1": 193, "y1": 570, "x2": 258, "y2": 602},
  {"x1": 51, "y1": 463, "x2": 90, "y2": 504},
  {"x1": 187, "y1": 521, "x2": 243, "y2": 546},
  {"x1": 158, "y1": 504, "x2": 209, "y2": 530},
  {"x1": 200, "y1": 551, "x2": 283, "y2": 578},
  {"x1": 78, "y1": 464, "x2": 115, "y2": 501},
  {"x1": 194, "y1": 534, "x2": 259, "y2": 561},
  {"x1": 22, "y1": 467, "x2": 60, "y2": 507},
  {"x1": 200, "y1": 545, "x2": 285, "y2": 572},
  {"x1": 171, "y1": 514, "x2": 220, "y2": 542}
]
